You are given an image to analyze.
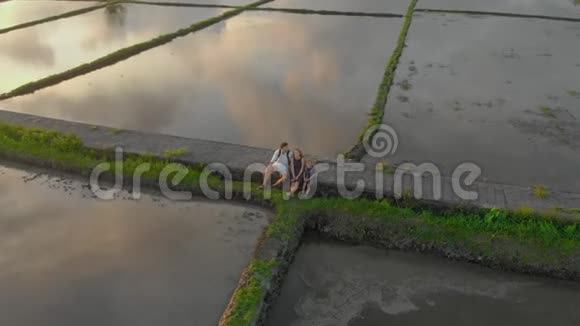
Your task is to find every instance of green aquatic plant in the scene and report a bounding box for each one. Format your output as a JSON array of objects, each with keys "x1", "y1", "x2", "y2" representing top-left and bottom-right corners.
[
  {"x1": 567, "y1": 90, "x2": 578, "y2": 96},
  {"x1": 539, "y1": 106, "x2": 556, "y2": 118},
  {"x1": 533, "y1": 184, "x2": 550, "y2": 199}
]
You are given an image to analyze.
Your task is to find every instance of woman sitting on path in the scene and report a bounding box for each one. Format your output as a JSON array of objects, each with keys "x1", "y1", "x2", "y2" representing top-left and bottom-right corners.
[
  {"x1": 261, "y1": 142, "x2": 291, "y2": 188},
  {"x1": 290, "y1": 148, "x2": 305, "y2": 195}
]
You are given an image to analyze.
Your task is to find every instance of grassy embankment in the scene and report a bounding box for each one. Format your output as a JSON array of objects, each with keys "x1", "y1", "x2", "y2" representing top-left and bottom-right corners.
[
  {"x1": 0, "y1": 0, "x2": 273, "y2": 100},
  {"x1": 345, "y1": 0, "x2": 418, "y2": 160},
  {"x1": 1, "y1": 121, "x2": 579, "y2": 326},
  {"x1": 0, "y1": 121, "x2": 208, "y2": 186}
]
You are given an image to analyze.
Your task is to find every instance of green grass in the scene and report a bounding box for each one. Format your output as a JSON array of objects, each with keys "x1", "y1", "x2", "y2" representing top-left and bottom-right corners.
[
  {"x1": 567, "y1": 90, "x2": 578, "y2": 96},
  {"x1": 533, "y1": 184, "x2": 550, "y2": 199},
  {"x1": 0, "y1": 1, "x2": 114, "y2": 36},
  {"x1": 269, "y1": 199, "x2": 580, "y2": 255},
  {"x1": 0, "y1": 0, "x2": 273, "y2": 100},
  {"x1": 226, "y1": 259, "x2": 276, "y2": 326},
  {"x1": 345, "y1": 0, "x2": 418, "y2": 159},
  {"x1": 110, "y1": 128, "x2": 122, "y2": 135},
  {"x1": 513, "y1": 205, "x2": 536, "y2": 218},
  {"x1": 163, "y1": 148, "x2": 188, "y2": 158},
  {"x1": 0, "y1": 121, "x2": 206, "y2": 188}
]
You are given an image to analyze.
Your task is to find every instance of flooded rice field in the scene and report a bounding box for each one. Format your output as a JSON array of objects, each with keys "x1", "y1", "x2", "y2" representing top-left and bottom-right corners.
[
  {"x1": 0, "y1": 163, "x2": 270, "y2": 326},
  {"x1": 268, "y1": 235, "x2": 580, "y2": 326},
  {"x1": 363, "y1": 13, "x2": 580, "y2": 192},
  {"x1": 0, "y1": 0, "x2": 96, "y2": 29},
  {"x1": 3, "y1": 10, "x2": 402, "y2": 155},
  {"x1": 0, "y1": 4, "x2": 223, "y2": 92}
]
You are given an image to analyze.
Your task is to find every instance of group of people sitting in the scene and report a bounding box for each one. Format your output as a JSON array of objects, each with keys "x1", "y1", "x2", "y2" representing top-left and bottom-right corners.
[{"x1": 260, "y1": 142, "x2": 315, "y2": 196}]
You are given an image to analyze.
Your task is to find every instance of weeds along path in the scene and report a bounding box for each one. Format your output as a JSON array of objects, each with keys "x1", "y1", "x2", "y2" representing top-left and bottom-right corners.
[{"x1": 346, "y1": 0, "x2": 418, "y2": 160}]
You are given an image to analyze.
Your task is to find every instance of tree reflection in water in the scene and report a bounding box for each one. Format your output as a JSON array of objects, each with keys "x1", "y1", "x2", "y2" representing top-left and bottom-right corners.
[{"x1": 105, "y1": 2, "x2": 127, "y2": 28}]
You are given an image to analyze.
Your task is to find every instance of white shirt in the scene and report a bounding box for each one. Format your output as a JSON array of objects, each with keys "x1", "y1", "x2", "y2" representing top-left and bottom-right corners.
[{"x1": 270, "y1": 149, "x2": 292, "y2": 167}]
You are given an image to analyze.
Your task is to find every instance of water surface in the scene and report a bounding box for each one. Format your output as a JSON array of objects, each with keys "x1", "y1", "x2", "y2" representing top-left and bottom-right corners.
[
  {"x1": 0, "y1": 163, "x2": 270, "y2": 326},
  {"x1": 363, "y1": 13, "x2": 580, "y2": 192},
  {"x1": 4, "y1": 11, "x2": 403, "y2": 155},
  {"x1": 0, "y1": 4, "x2": 223, "y2": 92},
  {"x1": 268, "y1": 236, "x2": 580, "y2": 326}
]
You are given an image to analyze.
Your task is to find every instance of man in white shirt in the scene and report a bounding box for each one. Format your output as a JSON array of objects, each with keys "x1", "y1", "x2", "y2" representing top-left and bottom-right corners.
[{"x1": 261, "y1": 142, "x2": 292, "y2": 188}]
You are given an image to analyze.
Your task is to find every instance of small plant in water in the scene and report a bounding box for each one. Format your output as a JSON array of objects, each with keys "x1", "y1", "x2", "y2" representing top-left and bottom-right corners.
[
  {"x1": 163, "y1": 148, "x2": 188, "y2": 158},
  {"x1": 399, "y1": 79, "x2": 412, "y2": 91},
  {"x1": 532, "y1": 184, "x2": 550, "y2": 199},
  {"x1": 539, "y1": 106, "x2": 556, "y2": 118},
  {"x1": 567, "y1": 90, "x2": 578, "y2": 96}
]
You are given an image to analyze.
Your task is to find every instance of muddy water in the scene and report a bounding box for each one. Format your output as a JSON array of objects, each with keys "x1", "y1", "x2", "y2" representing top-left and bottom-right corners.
[
  {"x1": 3, "y1": 11, "x2": 402, "y2": 155},
  {"x1": 0, "y1": 163, "x2": 270, "y2": 326},
  {"x1": 0, "y1": 0, "x2": 96, "y2": 29},
  {"x1": 363, "y1": 13, "x2": 580, "y2": 192},
  {"x1": 268, "y1": 236, "x2": 580, "y2": 326},
  {"x1": 265, "y1": 0, "x2": 412, "y2": 14},
  {"x1": 0, "y1": 4, "x2": 223, "y2": 92},
  {"x1": 418, "y1": 0, "x2": 580, "y2": 19}
]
